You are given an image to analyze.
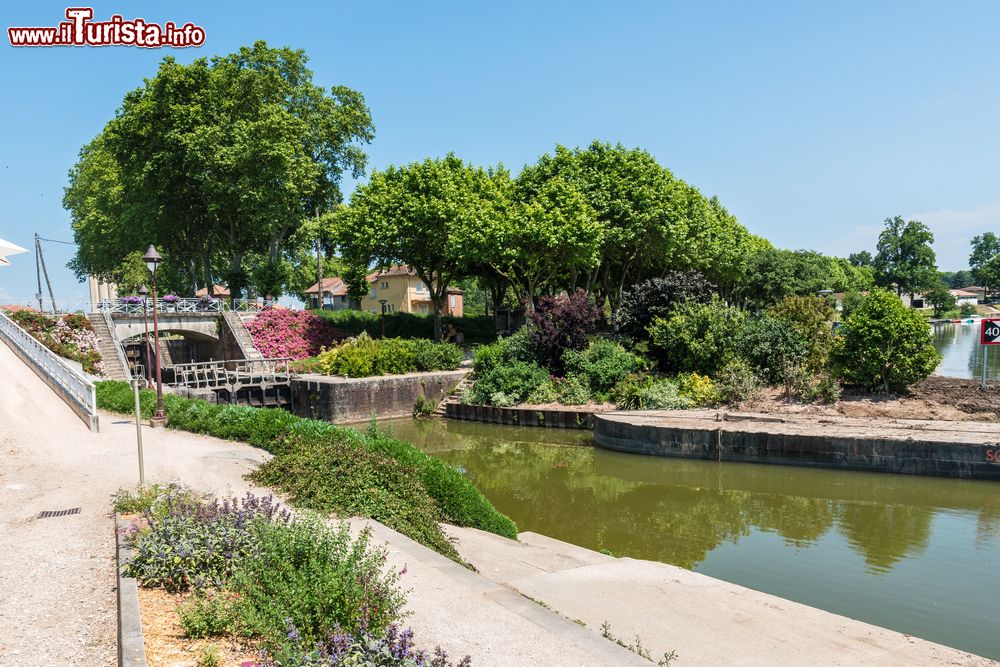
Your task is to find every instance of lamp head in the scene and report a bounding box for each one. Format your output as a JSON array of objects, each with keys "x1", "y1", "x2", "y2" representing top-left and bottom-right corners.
[
  {"x1": 138, "y1": 285, "x2": 149, "y2": 296},
  {"x1": 143, "y1": 245, "x2": 162, "y2": 273}
]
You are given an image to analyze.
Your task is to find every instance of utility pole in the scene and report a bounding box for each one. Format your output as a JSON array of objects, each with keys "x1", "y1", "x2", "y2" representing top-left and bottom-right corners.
[{"x1": 34, "y1": 233, "x2": 58, "y2": 313}]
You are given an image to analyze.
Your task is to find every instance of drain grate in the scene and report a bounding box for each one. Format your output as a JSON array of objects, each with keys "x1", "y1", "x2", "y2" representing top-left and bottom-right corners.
[{"x1": 37, "y1": 507, "x2": 81, "y2": 519}]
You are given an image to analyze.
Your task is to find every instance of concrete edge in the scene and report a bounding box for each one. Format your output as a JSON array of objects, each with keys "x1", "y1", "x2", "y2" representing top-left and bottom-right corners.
[
  {"x1": 115, "y1": 513, "x2": 147, "y2": 667},
  {"x1": 352, "y1": 518, "x2": 648, "y2": 666},
  {"x1": 445, "y1": 402, "x2": 596, "y2": 430}
]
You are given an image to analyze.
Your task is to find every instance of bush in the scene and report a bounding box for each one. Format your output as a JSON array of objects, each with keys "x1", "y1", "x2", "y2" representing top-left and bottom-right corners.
[
  {"x1": 675, "y1": 372, "x2": 720, "y2": 406},
  {"x1": 250, "y1": 434, "x2": 458, "y2": 558},
  {"x1": 562, "y1": 338, "x2": 647, "y2": 399},
  {"x1": 735, "y1": 315, "x2": 809, "y2": 385},
  {"x1": 959, "y1": 303, "x2": 977, "y2": 318},
  {"x1": 229, "y1": 518, "x2": 405, "y2": 653},
  {"x1": 529, "y1": 290, "x2": 599, "y2": 372},
  {"x1": 314, "y1": 309, "x2": 496, "y2": 345},
  {"x1": 267, "y1": 623, "x2": 471, "y2": 667},
  {"x1": 315, "y1": 333, "x2": 462, "y2": 377},
  {"x1": 472, "y1": 326, "x2": 534, "y2": 375},
  {"x1": 8, "y1": 308, "x2": 104, "y2": 375},
  {"x1": 767, "y1": 295, "x2": 836, "y2": 371},
  {"x1": 611, "y1": 374, "x2": 691, "y2": 410},
  {"x1": 125, "y1": 488, "x2": 290, "y2": 592},
  {"x1": 469, "y1": 360, "x2": 549, "y2": 406},
  {"x1": 830, "y1": 289, "x2": 941, "y2": 392},
  {"x1": 245, "y1": 308, "x2": 340, "y2": 360},
  {"x1": 555, "y1": 374, "x2": 592, "y2": 405},
  {"x1": 614, "y1": 271, "x2": 716, "y2": 340},
  {"x1": 179, "y1": 591, "x2": 238, "y2": 638},
  {"x1": 647, "y1": 298, "x2": 744, "y2": 375},
  {"x1": 714, "y1": 359, "x2": 764, "y2": 404},
  {"x1": 96, "y1": 381, "x2": 517, "y2": 547}
]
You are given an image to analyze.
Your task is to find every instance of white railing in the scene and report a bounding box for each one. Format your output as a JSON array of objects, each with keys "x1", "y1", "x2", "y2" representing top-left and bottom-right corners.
[
  {"x1": 97, "y1": 297, "x2": 267, "y2": 315},
  {"x1": 0, "y1": 310, "x2": 98, "y2": 432}
]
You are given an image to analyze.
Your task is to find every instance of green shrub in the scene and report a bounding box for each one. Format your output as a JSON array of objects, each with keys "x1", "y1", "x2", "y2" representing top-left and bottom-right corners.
[
  {"x1": 562, "y1": 338, "x2": 647, "y2": 398},
  {"x1": 524, "y1": 378, "x2": 560, "y2": 405},
  {"x1": 767, "y1": 295, "x2": 836, "y2": 371},
  {"x1": 647, "y1": 298, "x2": 744, "y2": 375},
  {"x1": 250, "y1": 434, "x2": 458, "y2": 558},
  {"x1": 179, "y1": 592, "x2": 237, "y2": 638},
  {"x1": 611, "y1": 374, "x2": 691, "y2": 410},
  {"x1": 555, "y1": 374, "x2": 592, "y2": 405},
  {"x1": 196, "y1": 644, "x2": 221, "y2": 667},
  {"x1": 470, "y1": 360, "x2": 549, "y2": 406},
  {"x1": 675, "y1": 372, "x2": 721, "y2": 406},
  {"x1": 959, "y1": 303, "x2": 977, "y2": 318},
  {"x1": 314, "y1": 333, "x2": 462, "y2": 378},
  {"x1": 472, "y1": 326, "x2": 534, "y2": 375},
  {"x1": 830, "y1": 289, "x2": 940, "y2": 392},
  {"x1": 229, "y1": 518, "x2": 405, "y2": 653},
  {"x1": 313, "y1": 309, "x2": 495, "y2": 344},
  {"x1": 735, "y1": 315, "x2": 809, "y2": 385},
  {"x1": 715, "y1": 358, "x2": 764, "y2": 404}
]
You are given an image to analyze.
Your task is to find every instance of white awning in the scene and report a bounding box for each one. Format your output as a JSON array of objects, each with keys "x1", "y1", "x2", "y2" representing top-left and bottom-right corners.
[{"x1": 0, "y1": 238, "x2": 29, "y2": 266}]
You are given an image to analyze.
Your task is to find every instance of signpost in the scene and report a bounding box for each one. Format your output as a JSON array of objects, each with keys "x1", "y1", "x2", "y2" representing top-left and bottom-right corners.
[{"x1": 980, "y1": 318, "x2": 1000, "y2": 388}]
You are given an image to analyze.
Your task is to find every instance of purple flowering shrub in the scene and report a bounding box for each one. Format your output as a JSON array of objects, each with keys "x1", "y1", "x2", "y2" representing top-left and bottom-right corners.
[
  {"x1": 246, "y1": 308, "x2": 340, "y2": 360},
  {"x1": 264, "y1": 621, "x2": 472, "y2": 667},
  {"x1": 528, "y1": 290, "x2": 599, "y2": 373},
  {"x1": 125, "y1": 487, "x2": 290, "y2": 592}
]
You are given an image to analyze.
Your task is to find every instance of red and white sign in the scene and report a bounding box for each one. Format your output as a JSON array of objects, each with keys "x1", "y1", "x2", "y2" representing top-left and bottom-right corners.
[{"x1": 982, "y1": 318, "x2": 1000, "y2": 345}]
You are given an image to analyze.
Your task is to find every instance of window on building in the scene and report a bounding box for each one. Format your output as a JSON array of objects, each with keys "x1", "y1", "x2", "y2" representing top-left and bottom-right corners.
[
  {"x1": 386, "y1": 304, "x2": 394, "y2": 313},
  {"x1": 380, "y1": 281, "x2": 389, "y2": 289},
  {"x1": 450, "y1": 295, "x2": 457, "y2": 308},
  {"x1": 369, "y1": 288, "x2": 376, "y2": 299},
  {"x1": 415, "y1": 282, "x2": 425, "y2": 292}
]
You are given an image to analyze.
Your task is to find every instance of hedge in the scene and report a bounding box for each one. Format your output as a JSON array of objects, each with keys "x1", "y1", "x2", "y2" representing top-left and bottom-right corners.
[
  {"x1": 312, "y1": 310, "x2": 496, "y2": 344},
  {"x1": 95, "y1": 381, "x2": 518, "y2": 552}
]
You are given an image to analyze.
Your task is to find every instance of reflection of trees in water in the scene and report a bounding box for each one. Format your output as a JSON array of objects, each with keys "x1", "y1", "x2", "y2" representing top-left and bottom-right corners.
[
  {"x1": 976, "y1": 496, "x2": 1000, "y2": 548},
  {"x1": 386, "y1": 420, "x2": 957, "y2": 573}
]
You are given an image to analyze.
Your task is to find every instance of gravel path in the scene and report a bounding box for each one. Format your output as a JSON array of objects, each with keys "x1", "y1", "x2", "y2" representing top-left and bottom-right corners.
[{"x1": 0, "y1": 339, "x2": 270, "y2": 666}]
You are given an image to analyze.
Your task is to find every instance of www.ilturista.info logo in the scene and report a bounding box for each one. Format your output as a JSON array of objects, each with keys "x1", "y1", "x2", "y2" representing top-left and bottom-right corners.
[{"x1": 8, "y1": 8, "x2": 206, "y2": 48}]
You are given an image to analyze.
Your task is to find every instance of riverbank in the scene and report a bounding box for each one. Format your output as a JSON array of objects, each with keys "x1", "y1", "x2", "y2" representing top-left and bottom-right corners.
[{"x1": 593, "y1": 409, "x2": 1000, "y2": 479}]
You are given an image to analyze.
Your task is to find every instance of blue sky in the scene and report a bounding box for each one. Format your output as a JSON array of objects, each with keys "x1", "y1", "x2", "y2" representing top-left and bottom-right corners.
[{"x1": 2, "y1": 1, "x2": 999, "y2": 303}]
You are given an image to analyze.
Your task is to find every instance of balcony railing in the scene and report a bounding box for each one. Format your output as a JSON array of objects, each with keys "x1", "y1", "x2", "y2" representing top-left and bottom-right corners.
[{"x1": 97, "y1": 297, "x2": 267, "y2": 315}]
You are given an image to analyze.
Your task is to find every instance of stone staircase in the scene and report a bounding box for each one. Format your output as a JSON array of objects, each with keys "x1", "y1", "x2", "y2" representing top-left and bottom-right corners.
[
  {"x1": 87, "y1": 313, "x2": 128, "y2": 380},
  {"x1": 432, "y1": 373, "x2": 473, "y2": 416},
  {"x1": 221, "y1": 311, "x2": 263, "y2": 360}
]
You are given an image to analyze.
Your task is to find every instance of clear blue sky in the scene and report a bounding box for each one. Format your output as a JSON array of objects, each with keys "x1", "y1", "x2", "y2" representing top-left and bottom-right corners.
[{"x1": 2, "y1": 1, "x2": 999, "y2": 303}]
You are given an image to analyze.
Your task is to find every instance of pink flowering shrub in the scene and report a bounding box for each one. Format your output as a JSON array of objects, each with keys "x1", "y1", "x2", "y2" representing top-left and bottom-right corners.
[
  {"x1": 245, "y1": 308, "x2": 340, "y2": 360},
  {"x1": 5, "y1": 308, "x2": 104, "y2": 375}
]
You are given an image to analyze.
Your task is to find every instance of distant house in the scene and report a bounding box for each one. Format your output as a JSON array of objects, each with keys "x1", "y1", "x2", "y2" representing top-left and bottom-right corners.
[
  {"x1": 195, "y1": 284, "x2": 230, "y2": 298},
  {"x1": 359, "y1": 265, "x2": 463, "y2": 316},
  {"x1": 956, "y1": 286, "x2": 986, "y2": 304},
  {"x1": 303, "y1": 277, "x2": 352, "y2": 310},
  {"x1": 950, "y1": 289, "x2": 979, "y2": 307}
]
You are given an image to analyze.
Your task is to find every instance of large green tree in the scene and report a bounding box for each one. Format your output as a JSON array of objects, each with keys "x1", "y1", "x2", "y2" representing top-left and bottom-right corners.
[
  {"x1": 64, "y1": 41, "x2": 374, "y2": 300},
  {"x1": 970, "y1": 232, "x2": 1000, "y2": 297},
  {"x1": 338, "y1": 154, "x2": 507, "y2": 339},
  {"x1": 872, "y1": 216, "x2": 937, "y2": 301}
]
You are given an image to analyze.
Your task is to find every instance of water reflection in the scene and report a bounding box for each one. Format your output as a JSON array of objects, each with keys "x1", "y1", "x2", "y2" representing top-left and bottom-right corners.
[
  {"x1": 378, "y1": 417, "x2": 1000, "y2": 659},
  {"x1": 933, "y1": 321, "x2": 1000, "y2": 380}
]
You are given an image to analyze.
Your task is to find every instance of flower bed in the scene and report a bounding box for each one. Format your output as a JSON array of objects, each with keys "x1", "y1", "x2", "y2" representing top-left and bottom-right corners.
[
  {"x1": 5, "y1": 308, "x2": 104, "y2": 375},
  {"x1": 115, "y1": 485, "x2": 471, "y2": 666},
  {"x1": 245, "y1": 309, "x2": 340, "y2": 360}
]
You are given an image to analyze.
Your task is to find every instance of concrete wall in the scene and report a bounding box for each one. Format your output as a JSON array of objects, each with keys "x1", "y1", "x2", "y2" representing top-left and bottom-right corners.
[
  {"x1": 446, "y1": 402, "x2": 595, "y2": 429},
  {"x1": 291, "y1": 370, "x2": 468, "y2": 423},
  {"x1": 593, "y1": 416, "x2": 1000, "y2": 480}
]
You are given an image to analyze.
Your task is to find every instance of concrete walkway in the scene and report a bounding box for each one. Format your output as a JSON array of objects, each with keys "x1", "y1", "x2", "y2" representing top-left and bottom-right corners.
[{"x1": 444, "y1": 525, "x2": 997, "y2": 666}]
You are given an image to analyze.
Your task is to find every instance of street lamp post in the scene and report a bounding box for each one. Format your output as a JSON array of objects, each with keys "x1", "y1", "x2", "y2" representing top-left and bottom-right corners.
[
  {"x1": 378, "y1": 299, "x2": 388, "y2": 338},
  {"x1": 138, "y1": 284, "x2": 152, "y2": 386},
  {"x1": 144, "y1": 245, "x2": 166, "y2": 426}
]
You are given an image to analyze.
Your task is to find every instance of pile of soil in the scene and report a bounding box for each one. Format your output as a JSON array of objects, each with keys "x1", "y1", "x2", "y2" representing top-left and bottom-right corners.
[{"x1": 747, "y1": 375, "x2": 999, "y2": 423}]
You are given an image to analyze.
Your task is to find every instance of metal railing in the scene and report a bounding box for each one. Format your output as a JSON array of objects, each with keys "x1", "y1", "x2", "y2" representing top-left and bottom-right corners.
[
  {"x1": 170, "y1": 357, "x2": 294, "y2": 393},
  {"x1": 0, "y1": 310, "x2": 98, "y2": 431},
  {"x1": 97, "y1": 297, "x2": 267, "y2": 315}
]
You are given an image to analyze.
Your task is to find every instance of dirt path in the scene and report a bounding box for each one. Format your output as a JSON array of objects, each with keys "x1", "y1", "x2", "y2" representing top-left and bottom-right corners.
[{"x1": 0, "y1": 340, "x2": 270, "y2": 666}]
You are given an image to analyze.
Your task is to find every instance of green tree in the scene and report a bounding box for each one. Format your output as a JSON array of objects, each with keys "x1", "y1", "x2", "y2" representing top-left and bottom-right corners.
[
  {"x1": 979, "y1": 255, "x2": 1000, "y2": 300},
  {"x1": 848, "y1": 250, "x2": 873, "y2": 267},
  {"x1": 338, "y1": 154, "x2": 507, "y2": 340},
  {"x1": 872, "y1": 216, "x2": 937, "y2": 301},
  {"x1": 830, "y1": 289, "x2": 940, "y2": 392},
  {"x1": 65, "y1": 41, "x2": 374, "y2": 300},
  {"x1": 970, "y1": 232, "x2": 1000, "y2": 297},
  {"x1": 923, "y1": 282, "x2": 956, "y2": 317},
  {"x1": 767, "y1": 295, "x2": 836, "y2": 371},
  {"x1": 647, "y1": 298, "x2": 745, "y2": 374}
]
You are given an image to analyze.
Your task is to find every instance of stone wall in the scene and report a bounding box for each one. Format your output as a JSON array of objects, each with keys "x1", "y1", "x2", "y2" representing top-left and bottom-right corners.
[
  {"x1": 593, "y1": 415, "x2": 1000, "y2": 480},
  {"x1": 445, "y1": 402, "x2": 596, "y2": 429},
  {"x1": 290, "y1": 370, "x2": 469, "y2": 423}
]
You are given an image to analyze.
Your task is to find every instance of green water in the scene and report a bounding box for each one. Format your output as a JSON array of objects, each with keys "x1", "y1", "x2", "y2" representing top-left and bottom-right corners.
[
  {"x1": 380, "y1": 417, "x2": 1000, "y2": 660},
  {"x1": 933, "y1": 320, "x2": 1000, "y2": 380}
]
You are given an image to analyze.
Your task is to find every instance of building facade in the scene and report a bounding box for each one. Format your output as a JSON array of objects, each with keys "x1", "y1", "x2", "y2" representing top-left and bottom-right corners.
[{"x1": 358, "y1": 265, "x2": 463, "y2": 316}]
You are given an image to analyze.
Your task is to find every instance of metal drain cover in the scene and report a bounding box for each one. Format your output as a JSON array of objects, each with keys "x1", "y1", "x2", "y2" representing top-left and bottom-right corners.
[{"x1": 37, "y1": 508, "x2": 81, "y2": 519}]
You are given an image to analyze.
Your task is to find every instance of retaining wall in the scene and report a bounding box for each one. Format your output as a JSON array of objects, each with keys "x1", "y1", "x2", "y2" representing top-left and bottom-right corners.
[
  {"x1": 446, "y1": 402, "x2": 596, "y2": 429},
  {"x1": 290, "y1": 370, "x2": 468, "y2": 423},
  {"x1": 593, "y1": 413, "x2": 1000, "y2": 480}
]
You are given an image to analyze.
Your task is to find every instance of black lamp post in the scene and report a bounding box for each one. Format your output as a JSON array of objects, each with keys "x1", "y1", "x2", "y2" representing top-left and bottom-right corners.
[
  {"x1": 138, "y1": 284, "x2": 152, "y2": 385},
  {"x1": 143, "y1": 245, "x2": 166, "y2": 426},
  {"x1": 378, "y1": 299, "x2": 388, "y2": 338}
]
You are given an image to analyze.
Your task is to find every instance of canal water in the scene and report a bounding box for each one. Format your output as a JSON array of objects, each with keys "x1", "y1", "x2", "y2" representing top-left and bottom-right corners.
[
  {"x1": 933, "y1": 320, "x2": 1000, "y2": 380},
  {"x1": 381, "y1": 417, "x2": 1000, "y2": 660}
]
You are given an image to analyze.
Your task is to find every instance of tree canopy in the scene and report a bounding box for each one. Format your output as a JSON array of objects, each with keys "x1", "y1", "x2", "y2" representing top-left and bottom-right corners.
[
  {"x1": 64, "y1": 41, "x2": 374, "y2": 299},
  {"x1": 872, "y1": 216, "x2": 937, "y2": 299}
]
